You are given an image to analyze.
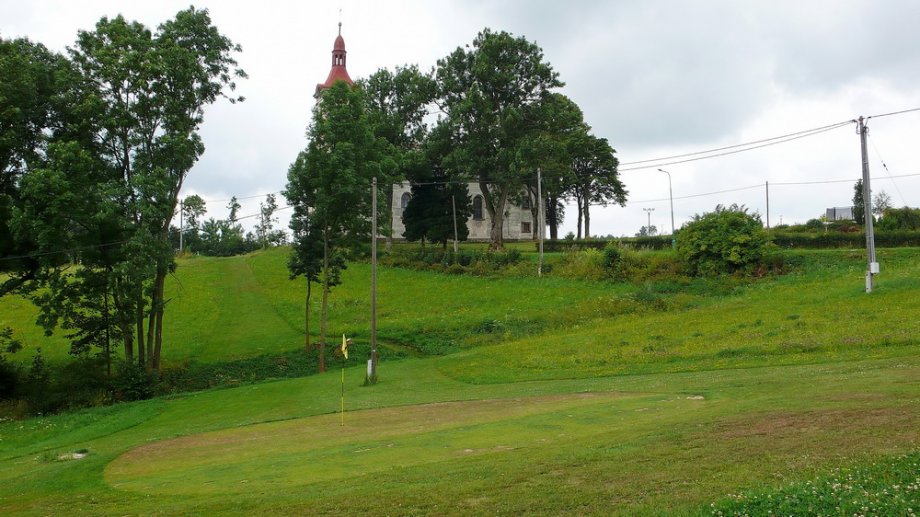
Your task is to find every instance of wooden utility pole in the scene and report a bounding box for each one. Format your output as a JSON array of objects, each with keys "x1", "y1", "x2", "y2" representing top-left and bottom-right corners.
[
  {"x1": 859, "y1": 116, "x2": 878, "y2": 292},
  {"x1": 370, "y1": 177, "x2": 378, "y2": 380},
  {"x1": 537, "y1": 167, "x2": 544, "y2": 277}
]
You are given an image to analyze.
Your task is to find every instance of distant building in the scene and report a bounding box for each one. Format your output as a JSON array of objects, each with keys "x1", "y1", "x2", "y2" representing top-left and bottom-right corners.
[
  {"x1": 314, "y1": 25, "x2": 535, "y2": 242},
  {"x1": 826, "y1": 206, "x2": 854, "y2": 221},
  {"x1": 390, "y1": 183, "x2": 536, "y2": 241}
]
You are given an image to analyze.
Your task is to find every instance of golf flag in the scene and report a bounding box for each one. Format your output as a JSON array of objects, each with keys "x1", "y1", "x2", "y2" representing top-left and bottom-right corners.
[{"x1": 341, "y1": 334, "x2": 348, "y2": 359}]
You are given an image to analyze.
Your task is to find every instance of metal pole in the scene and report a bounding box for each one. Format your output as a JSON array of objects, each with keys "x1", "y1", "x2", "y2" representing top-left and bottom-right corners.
[
  {"x1": 859, "y1": 116, "x2": 878, "y2": 292},
  {"x1": 658, "y1": 169, "x2": 675, "y2": 247},
  {"x1": 370, "y1": 177, "x2": 378, "y2": 377},
  {"x1": 643, "y1": 207, "x2": 655, "y2": 235},
  {"x1": 537, "y1": 167, "x2": 544, "y2": 277},
  {"x1": 179, "y1": 199, "x2": 184, "y2": 252}
]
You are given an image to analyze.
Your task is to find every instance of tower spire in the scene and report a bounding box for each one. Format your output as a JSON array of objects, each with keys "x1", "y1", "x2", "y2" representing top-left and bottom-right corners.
[{"x1": 314, "y1": 22, "x2": 354, "y2": 98}]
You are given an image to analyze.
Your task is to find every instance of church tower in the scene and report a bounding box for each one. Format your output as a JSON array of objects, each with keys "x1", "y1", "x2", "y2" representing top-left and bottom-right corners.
[{"x1": 314, "y1": 23, "x2": 354, "y2": 98}]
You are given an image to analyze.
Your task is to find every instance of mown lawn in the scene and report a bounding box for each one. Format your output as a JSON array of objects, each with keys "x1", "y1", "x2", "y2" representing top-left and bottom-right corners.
[{"x1": 0, "y1": 246, "x2": 918, "y2": 515}]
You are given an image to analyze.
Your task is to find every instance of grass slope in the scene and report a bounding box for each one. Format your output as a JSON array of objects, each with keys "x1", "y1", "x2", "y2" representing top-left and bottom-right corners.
[{"x1": 1, "y1": 247, "x2": 919, "y2": 515}]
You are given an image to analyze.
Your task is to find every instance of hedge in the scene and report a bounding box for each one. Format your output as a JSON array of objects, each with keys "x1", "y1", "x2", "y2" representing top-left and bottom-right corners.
[{"x1": 771, "y1": 230, "x2": 920, "y2": 249}]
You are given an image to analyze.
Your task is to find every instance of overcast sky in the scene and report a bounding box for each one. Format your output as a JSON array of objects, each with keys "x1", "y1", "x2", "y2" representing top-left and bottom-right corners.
[{"x1": 3, "y1": 0, "x2": 919, "y2": 237}]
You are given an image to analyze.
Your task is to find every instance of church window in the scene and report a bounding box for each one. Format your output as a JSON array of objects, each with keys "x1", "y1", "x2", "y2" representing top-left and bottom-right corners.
[
  {"x1": 521, "y1": 222, "x2": 532, "y2": 234},
  {"x1": 472, "y1": 195, "x2": 484, "y2": 220},
  {"x1": 521, "y1": 197, "x2": 531, "y2": 210},
  {"x1": 400, "y1": 192, "x2": 411, "y2": 215}
]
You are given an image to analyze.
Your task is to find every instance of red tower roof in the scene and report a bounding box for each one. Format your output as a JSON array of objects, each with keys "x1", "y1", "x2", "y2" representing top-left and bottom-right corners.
[{"x1": 315, "y1": 23, "x2": 353, "y2": 97}]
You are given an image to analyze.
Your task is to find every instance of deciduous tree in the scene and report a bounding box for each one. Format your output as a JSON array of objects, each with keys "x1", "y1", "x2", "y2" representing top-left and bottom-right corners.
[{"x1": 434, "y1": 28, "x2": 562, "y2": 249}]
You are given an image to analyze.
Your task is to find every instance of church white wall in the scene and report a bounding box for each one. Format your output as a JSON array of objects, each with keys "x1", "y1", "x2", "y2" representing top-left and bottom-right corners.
[{"x1": 390, "y1": 182, "x2": 536, "y2": 242}]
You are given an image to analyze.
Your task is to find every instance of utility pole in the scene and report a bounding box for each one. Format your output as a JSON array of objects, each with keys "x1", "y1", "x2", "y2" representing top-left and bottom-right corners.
[
  {"x1": 643, "y1": 207, "x2": 655, "y2": 235},
  {"x1": 537, "y1": 167, "x2": 544, "y2": 277},
  {"x1": 179, "y1": 199, "x2": 184, "y2": 252},
  {"x1": 859, "y1": 116, "x2": 878, "y2": 292},
  {"x1": 370, "y1": 177, "x2": 378, "y2": 381}
]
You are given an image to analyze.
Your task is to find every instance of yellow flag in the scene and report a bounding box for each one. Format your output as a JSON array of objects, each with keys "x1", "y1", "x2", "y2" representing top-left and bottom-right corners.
[{"x1": 341, "y1": 334, "x2": 348, "y2": 359}]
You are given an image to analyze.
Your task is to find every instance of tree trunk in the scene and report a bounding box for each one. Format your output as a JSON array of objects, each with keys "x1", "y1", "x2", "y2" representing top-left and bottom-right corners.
[
  {"x1": 583, "y1": 195, "x2": 591, "y2": 239},
  {"x1": 547, "y1": 195, "x2": 559, "y2": 240},
  {"x1": 575, "y1": 194, "x2": 583, "y2": 240},
  {"x1": 135, "y1": 289, "x2": 145, "y2": 367},
  {"x1": 480, "y1": 181, "x2": 507, "y2": 251},
  {"x1": 319, "y1": 234, "x2": 329, "y2": 373},
  {"x1": 113, "y1": 278, "x2": 133, "y2": 365},
  {"x1": 152, "y1": 269, "x2": 165, "y2": 371}
]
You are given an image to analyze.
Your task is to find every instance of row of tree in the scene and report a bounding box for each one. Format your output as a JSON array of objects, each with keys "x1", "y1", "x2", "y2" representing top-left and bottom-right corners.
[
  {"x1": 171, "y1": 193, "x2": 286, "y2": 256},
  {"x1": 0, "y1": 9, "x2": 244, "y2": 376},
  {"x1": 283, "y1": 29, "x2": 628, "y2": 371}
]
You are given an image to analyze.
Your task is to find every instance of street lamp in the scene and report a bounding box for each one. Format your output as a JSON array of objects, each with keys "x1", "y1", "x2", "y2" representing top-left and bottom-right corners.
[
  {"x1": 643, "y1": 207, "x2": 655, "y2": 236},
  {"x1": 658, "y1": 168, "x2": 676, "y2": 248}
]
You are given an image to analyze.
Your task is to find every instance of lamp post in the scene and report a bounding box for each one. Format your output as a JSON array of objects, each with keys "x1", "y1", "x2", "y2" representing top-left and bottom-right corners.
[
  {"x1": 658, "y1": 168, "x2": 675, "y2": 247},
  {"x1": 643, "y1": 207, "x2": 655, "y2": 236}
]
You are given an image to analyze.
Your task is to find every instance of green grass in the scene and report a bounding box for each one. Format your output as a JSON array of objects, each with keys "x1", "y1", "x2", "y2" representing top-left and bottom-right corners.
[{"x1": 1, "y1": 246, "x2": 919, "y2": 514}]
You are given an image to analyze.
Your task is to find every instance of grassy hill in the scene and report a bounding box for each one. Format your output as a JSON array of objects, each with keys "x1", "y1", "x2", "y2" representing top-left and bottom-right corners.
[{"x1": 1, "y1": 246, "x2": 918, "y2": 514}]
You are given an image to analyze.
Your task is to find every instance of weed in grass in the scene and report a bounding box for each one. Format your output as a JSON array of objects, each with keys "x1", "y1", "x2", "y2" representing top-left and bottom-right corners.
[{"x1": 709, "y1": 451, "x2": 920, "y2": 516}]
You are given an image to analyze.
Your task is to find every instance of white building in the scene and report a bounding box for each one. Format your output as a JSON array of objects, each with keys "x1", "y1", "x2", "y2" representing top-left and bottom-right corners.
[{"x1": 390, "y1": 182, "x2": 536, "y2": 241}]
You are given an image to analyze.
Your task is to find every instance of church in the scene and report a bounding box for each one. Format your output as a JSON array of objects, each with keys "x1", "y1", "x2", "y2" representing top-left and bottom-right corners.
[{"x1": 314, "y1": 25, "x2": 536, "y2": 241}]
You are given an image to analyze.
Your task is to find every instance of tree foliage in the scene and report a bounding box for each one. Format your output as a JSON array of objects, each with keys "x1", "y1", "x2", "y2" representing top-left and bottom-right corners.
[
  {"x1": 435, "y1": 28, "x2": 562, "y2": 249},
  {"x1": 285, "y1": 81, "x2": 393, "y2": 372},
  {"x1": 3, "y1": 8, "x2": 245, "y2": 377},
  {"x1": 676, "y1": 204, "x2": 772, "y2": 276}
]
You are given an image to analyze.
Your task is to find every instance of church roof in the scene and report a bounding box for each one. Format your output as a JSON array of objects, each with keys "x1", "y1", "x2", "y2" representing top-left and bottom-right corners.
[{"x1": 315, "y1": 23, "x2": 353, "y2": 96}]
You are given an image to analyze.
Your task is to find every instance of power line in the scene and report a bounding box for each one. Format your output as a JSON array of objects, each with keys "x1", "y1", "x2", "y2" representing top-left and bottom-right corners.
[
  {"x1": 0, "y1": 240, "x2": 131, "y2": 263},
  {"x1": 619, "y1": 119, "x2": 856, "y2": 167},
  {"x1": 867, "y1": 106, "x2": 920, "y2": 120},
  {"x1": 619, "y1": 121, "x2": 855, "y2": 172}
]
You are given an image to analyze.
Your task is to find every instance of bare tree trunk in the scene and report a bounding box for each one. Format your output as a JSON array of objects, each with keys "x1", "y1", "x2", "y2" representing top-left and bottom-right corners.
[
  {"x1": 576, "y1": 194, "x2": 583, "y2": 240},
  {"x1": 547, "y1": 195, "x2": 560, "y2": 240},
  {"x1": 135, "y1": 289, "x2": 145, "y2": 367},
  {"x1": 581, "y1": 192, "x2": 591, "y2": 239},
  {"x1": 480, "y1": 181, "x2": 507, "y2": 251},
  {"x1": 113, "y1": 278, "x2": 133, "y2": 364},
  {"x1": 583, "y1": 195, "x2": 591, "y2": 239},
  {"x1": 152, "y1": 270, "x2": 165, "y2": 370}
]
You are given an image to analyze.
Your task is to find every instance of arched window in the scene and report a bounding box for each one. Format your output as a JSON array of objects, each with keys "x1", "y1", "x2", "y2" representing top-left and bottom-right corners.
[
  {"x1": 400, "y1": 192, "x2": 411, "y2": 215},
  {"x1": 472, "y1": 195, "x2": 484, "y2": 220}
]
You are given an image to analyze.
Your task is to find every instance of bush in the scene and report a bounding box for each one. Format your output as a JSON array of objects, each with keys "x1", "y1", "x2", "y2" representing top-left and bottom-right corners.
[{"x1": 677, "y1": 204, "x2": 773, "y2": 276}]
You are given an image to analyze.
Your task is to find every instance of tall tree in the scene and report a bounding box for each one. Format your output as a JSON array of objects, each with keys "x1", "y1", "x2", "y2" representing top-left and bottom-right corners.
[
  {"x1": 360, "y1": 65, "x2": 435, "y2": 246},
  {"x1": 853, "y1": 179, "x2": 866, "y2": 225},
  {"x1": 515, "y1": 93, "x2": 588, "y2": 240},
  {"x1": 568, "y1": 134, "x2": 627, "y2": 238},
  {"x1": 64, "y1": 8, "x2": 245, "y2": 370},
  {"x1": 401, "y1": 124, "x2": 472, "y2": 247},
  {"x1": 435, "y1": 28, "x2": 562, "y2": 249},
  {"x1": 180, "y1": 194, "x2": 206, "y2": 252},
  {"x1": 285, "y1": 81, "x2": 392, "y2": 372},
  {"x1": 255, "y1": 193, "x2": 284, "y2": 248}
]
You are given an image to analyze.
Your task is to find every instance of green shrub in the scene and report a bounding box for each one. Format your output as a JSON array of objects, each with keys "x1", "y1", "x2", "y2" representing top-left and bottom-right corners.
[{"x1": 677, "y1": 204, "x2": 772, "y2": 276}]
